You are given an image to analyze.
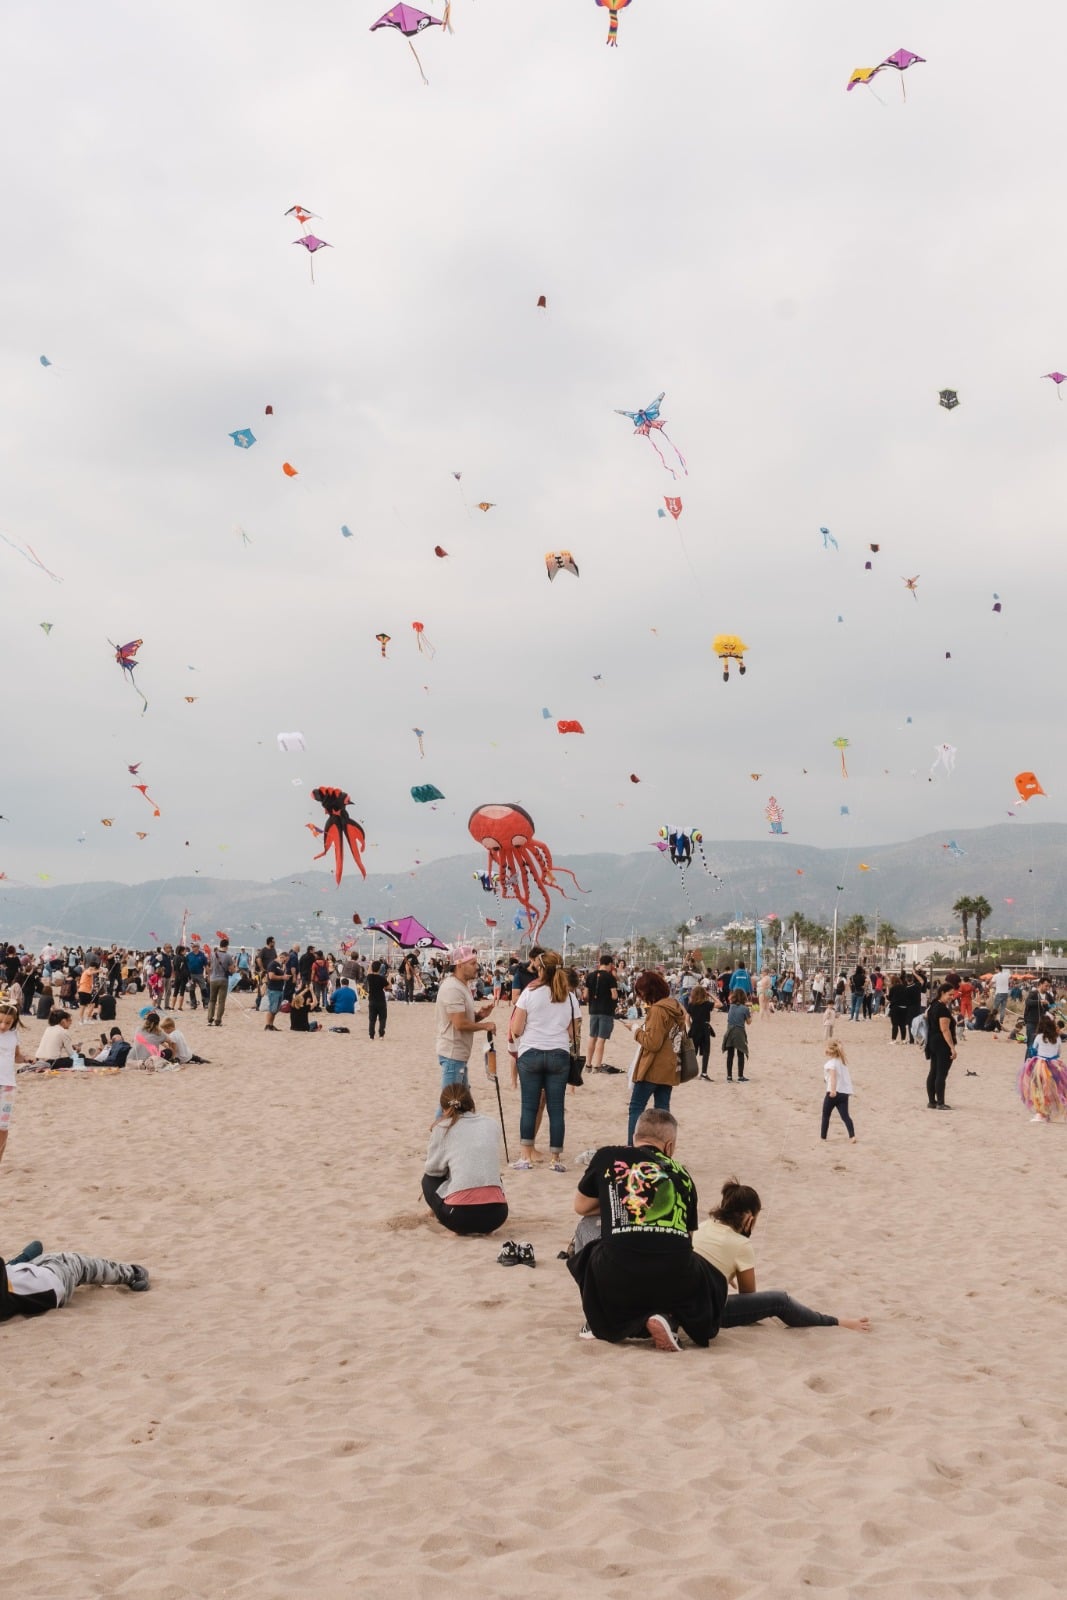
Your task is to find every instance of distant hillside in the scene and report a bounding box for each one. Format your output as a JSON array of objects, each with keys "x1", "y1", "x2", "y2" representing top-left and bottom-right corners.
[{"x1": 0, "y1": 823, "x2": 1061, "y2": 950}]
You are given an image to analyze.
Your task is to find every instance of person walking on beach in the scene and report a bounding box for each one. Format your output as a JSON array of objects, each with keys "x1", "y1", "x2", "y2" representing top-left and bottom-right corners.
[
  {"x1": 206, "y1": 939, "x2": 234, "y2": 1027},
  {"x1": 0, "y1": 1001, "x2": 32, "y2": 1167},
  {"x1": 721, "y1": 989, "x2": 751, "y2": 1081},
  {"x1": 820, "y1": 1039, "x2": 856, "y2": 1142},
  {"x1": 435, "y1": 944, "x2": 495, "y2": 1102},
  {"x1": 684, "y1": 983, "x2": 715, "y2": 1080},
  {"x1": 849, "y1": 965, "x2": 866, "y2": 1022},
  {"x1": 624, "y1": 971, "x2": 688, "y2": 1140},
  {"x1": 925, "y1": 980, "x2": 958, "y2": 1109},
  {"x1": 366, "y1": 960, "x2": 389, "y2": 1039},
  {"x1": 584, "y1": 952, "x2": 619, "y2": 1073}
]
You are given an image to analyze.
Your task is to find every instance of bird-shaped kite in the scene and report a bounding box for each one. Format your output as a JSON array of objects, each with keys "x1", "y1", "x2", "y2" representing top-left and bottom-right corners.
[
  {"x1": 712, "y1": 634, "x2": 747, "y2": 682},
  {"x1": 133, "y1": 783, "x2": 161, "y2": 817},
  {"x1": 311, "y1": 786, "x2": 367, "y2": 884},
  {"x1": 110, "y1": 638, "x2": 148, "y2": 715},
  {"x1": 615, "y1": 391, "x2": 687, "y2": 477},
  {"x1": 596, "y1": 0, "x2": 632, "y2": 45},
  {"x1": 545, "y1": 551, "x2": 579, "y2": 580},
  {"x1": 370, "y1": 5, "x2": 443, "y2": 85},
  {"x1": 903, "y1": 576, "x2": 920, "y2": 600}
]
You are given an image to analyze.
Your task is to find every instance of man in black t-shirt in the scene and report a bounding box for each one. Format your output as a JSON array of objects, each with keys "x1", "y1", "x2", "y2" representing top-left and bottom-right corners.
[
  {"x1": 567, "y1": 1108, "x2": 725, "y2": 1350},
  {"x1": 584, "y1": 952, "x2": 619, "y2": 1073},
  {"x1": 924, "y1": 980, "x2": 959, "y2": 1108},
  {"x1": 366, "y1": 960, "x2": 389, "y2": 1040}
]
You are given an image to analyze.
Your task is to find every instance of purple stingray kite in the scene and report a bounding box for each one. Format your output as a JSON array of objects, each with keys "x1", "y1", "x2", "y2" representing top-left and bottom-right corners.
[
  {"x1": 614, "y1": 391, "x2": 688, "y2": 478},
  {"x1": 1043, "y1": 372, "x2": 1067, "y2": 401},
  {"x1": 376, "y1": 915, "x2": 447, "y2": 950},
  {"x1": 847, "y1": 48, "x2": 925, "y2": 96},
  {"x1": 371, "y1": 4, "x2": 444, "y2": 85},
  {"x1": 293, "y1": 234, "x2": 331, "y2": 282}
]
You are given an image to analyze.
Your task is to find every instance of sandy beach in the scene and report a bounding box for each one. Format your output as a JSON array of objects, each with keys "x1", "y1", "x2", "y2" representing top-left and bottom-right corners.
[{"x1": 5, "y1": 994, "x2": 1066, "y2": 1599}]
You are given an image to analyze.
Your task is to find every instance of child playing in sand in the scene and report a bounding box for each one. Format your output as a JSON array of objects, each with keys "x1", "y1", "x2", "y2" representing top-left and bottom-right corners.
[
  {"x1": 821, "y1": 1039, "x2": 856, "y2": 1142},
  {"x1": 0, "y1": 1001, "x2": 32, "y2": 1167},
  {"x1": 721, "y1": 989, "x2": 751, "y2": 1081},
  {"x1": 693, "y1": 1178, "x2": 869, "y2": 1332}
]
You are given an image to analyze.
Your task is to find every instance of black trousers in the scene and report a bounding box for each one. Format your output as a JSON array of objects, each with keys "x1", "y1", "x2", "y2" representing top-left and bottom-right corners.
[
  {"x1": 421, "y1": 1175, "x2": 508, "y2": 1236},
  {"x1": 821, "y1": 1092, "x2": 854, "y2": 1138},
  {"x1": 926, "y1": 1050, "x2": 952, "y2": 1106},
  {"x1": 890, "y1": 1014, "x2": 909, "y2": 1041},
  {"x1": 368, "y1": 997, "x2": 387, "y2": 1038}
]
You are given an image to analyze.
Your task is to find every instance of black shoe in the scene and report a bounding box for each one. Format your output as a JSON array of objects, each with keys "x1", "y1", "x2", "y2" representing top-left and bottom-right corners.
[
  {"x1": 927, "y1": 1102, "x2": 937, "y2": 1109},
  {"x1": 938, "y1": 1104, "x2": 953, "y2": 1111},
  {"x1": 128, "y1": 1265, "x2": 150, "y2": 1292}
]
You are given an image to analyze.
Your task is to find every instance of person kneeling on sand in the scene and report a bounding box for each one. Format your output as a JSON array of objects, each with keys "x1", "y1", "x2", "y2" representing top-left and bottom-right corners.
[
  {"x1": 693, "y1": 1179, "x2": 870, "y2": 1334},
  {"x1": 422, "y1": 1084, "x2": 509, "y2": 1236},
  {"x1": 568, "y1": 1108, "x2": 726, "y2": 1351},
  {"x1": 1, "y1": 1240, "x2": 149, "y2": 1320}
]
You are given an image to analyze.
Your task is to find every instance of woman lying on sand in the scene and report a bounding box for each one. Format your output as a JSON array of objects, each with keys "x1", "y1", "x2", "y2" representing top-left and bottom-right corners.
[{"x1": 693, "y1": 1179, "x2": 870, "y2": 1333}]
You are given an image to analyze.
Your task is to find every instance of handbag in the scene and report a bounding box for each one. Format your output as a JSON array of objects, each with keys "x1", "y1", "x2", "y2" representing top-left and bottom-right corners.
[
  {"x1": 568, "y1": 1007, "x2": 584, "y2": 1087},
  {"x1": 674, "y1": 1024, "x2": 699, "y2": 1083}
]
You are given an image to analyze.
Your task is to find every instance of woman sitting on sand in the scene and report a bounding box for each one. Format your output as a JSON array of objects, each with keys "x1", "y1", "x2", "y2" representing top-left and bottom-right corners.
[
  {"x1": 422, "y1": 1084, "x2": 509, "y2": 1236},
  {"x1": 693, "y1": 1178, "x2": 870, "y2": 1333},
  {"x1": 34, "y1": 1009, "x2": 74, "y2": 1068}
]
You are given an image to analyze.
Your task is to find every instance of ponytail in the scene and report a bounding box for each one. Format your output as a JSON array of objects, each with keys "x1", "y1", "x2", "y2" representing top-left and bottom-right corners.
[{"x1": 538, "y1": 950, "x2": 571, "y2": 1004}]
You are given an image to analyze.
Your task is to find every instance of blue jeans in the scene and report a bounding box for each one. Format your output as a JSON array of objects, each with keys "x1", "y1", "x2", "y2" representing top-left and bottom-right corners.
[
  {"x1": 518, "y1": 1048, "x2": 569, "y2": 1152},
  {"x1": 849, "y1": 993, "x2": 863, "y2": 1021},
  {"x1": 627, "y1": 1081, "x2": 672, "y2": 1143},
  {"x1": 436, "y1": 1055, "x2": 469, "y2": 1116}
]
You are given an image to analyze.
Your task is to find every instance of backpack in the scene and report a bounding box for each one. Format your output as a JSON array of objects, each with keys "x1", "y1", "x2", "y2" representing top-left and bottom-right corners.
[
  {"x1": 911, "y1": 1013, "x2": 928, "y2": 1049},
  {"x1": 673, "y1": 1024, "x2": 699, "y2": 1083}
]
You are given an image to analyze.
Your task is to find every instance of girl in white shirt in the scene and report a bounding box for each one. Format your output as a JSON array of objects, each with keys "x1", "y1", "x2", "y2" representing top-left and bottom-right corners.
[
  {"x1": 694, "y1": 1179, "x2": 870, "y2": 1331},
  {"x1": 821, "y1": 1040, "x2": 856, "y2": 1142},
  {"x1": 0, "y1": 1000, "x2": 32, "y2": 1167},
  {"x1": 1018, "y1": 1014, "x2": 1067, "y2": 1123}
]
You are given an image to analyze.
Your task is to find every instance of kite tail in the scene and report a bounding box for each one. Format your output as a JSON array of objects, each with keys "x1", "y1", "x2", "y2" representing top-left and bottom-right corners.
[
  {"x1": 659, "y1": 426, "x2": 688, "y2": 476},
  {"x1": 648, "y1": 435, "x2": 678, "y2": 478},
  {"x1": 606, "y1": 14, "x2": 619, "y2": 44},
  {"x1": 840, "y1": 753, "x2": 848, "y2": 779},
  {"x1": 408, "y1": 38, "x2": 429, "y2": 85},
  {"x1": 442, "y1": 0, "x2": 452, "y2": 31}
]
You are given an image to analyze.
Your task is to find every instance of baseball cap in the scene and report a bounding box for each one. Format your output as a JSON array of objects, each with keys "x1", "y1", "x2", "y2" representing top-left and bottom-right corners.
[{"x1": 450, "y1": 943, "x2": 478, "y2": 965}]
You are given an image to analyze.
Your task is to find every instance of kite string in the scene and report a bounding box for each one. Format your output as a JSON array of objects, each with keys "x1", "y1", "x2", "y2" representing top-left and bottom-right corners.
[{"x1": 408, "y1": 38, "x2": 429, "y2": 85}]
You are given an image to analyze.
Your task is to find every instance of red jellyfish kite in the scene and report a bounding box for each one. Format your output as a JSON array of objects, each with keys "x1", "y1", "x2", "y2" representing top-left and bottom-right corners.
[
  {"x1": 1015, "y1": 771, "x2": 1046, "y2": 802},
  {"x1": 468, "y1": 803, "x2": 584, "y2": 940},
  {"x1": 370, "y1": 5, "x2": 444, "y2": 85},
  {"x1": 411, "y1": 621, "x2": 435, "y2": 656},
  {"x1": 596, "y1": 0, "x2": 632, "y2": 46},
  {"x1": 310, "y1": 786, "x2": 367, "y2": 885}
]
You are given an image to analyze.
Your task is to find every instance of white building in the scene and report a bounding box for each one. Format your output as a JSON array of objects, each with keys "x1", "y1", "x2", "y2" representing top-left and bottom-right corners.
[{"x1": 893, "y1": 938, "x2": 962, "y2": 966}]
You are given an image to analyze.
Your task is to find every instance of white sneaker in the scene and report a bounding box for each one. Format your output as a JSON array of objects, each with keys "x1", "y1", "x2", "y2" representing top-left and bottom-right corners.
[
  {"x1": 578, "y1": 1324, "x2": 595, "y2": 1341},
  {"x1": 646, "y1": 1313, "x2": 682, "y2": 1352}
]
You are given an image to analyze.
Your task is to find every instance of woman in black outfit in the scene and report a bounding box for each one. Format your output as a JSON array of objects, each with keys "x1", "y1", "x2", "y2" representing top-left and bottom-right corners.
[{"x1": 684, "y1": 984, "x2": 716, "y2": 1080}]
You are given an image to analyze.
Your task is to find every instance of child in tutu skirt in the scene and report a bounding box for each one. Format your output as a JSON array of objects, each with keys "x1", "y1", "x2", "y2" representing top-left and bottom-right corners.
[{"x1": 1018, "y1": 1015, "x2": 1067, "y2": 1123}]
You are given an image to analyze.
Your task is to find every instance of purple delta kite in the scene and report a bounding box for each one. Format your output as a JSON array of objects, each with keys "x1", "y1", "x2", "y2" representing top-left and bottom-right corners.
[
  {"x1": 375, "y1": 915, "x2": 447, "y2": 950},
  {"x1": 847, "y1": 47, "x2": 925, "y2": 95},
  {"x1": 370, "y1": 5, "x2": 444, "y2": 84},
  {"x1": 293, "y1": 233, "x2": 331, "y2": 283},
  {"x1": 1044, "y1": 372, "x2": 1067, "y2": 401}
]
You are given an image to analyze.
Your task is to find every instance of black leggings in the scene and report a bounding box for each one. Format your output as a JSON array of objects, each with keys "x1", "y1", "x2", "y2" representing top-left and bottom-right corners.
[
  {"x1": 721, "y1": 1290, "x2": 837, "y2": 1328},
  {"x1": 692, "y1": 1035, "x2": 711, "y2": 1074},
  {"x1": 821, "y1": 1092, "x2": 854, "y2": 1138},
  {"x1": 368, "y1": 998, "x2": 387, "y2": 1038},
  {"x1": 926, "y1": 1051, "x2": 952, "y2": 1107},
  {"x1": 725, "y1": 1049, "x2": 747, "y2": 1079},
  {"x1": 421, "y1": 1175, "x2": 508, "y2": 1236},
  {"x1": 890, "y1": 1015, "x2": 909, "y2": 1041}
]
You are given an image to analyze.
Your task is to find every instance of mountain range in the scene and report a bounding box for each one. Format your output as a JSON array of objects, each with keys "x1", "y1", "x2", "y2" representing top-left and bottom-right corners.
[{"x1": 0, "y1": 822, "x2": 1061, "y2": 951}]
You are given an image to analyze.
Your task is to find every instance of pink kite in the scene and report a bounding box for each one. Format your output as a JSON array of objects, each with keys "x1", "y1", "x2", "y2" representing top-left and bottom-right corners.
[{"x1": 371, "y1": 5, "x2": 444, "y2": 85}]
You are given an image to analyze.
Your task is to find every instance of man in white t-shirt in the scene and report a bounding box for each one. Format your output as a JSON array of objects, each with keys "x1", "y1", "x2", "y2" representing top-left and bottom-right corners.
[
  {"x1": 992, "y1": 968, "x2": 1012, "y2": 1025},
  {"x1": 434, "y1": 944, "x2": 494, "y2": 1103}
]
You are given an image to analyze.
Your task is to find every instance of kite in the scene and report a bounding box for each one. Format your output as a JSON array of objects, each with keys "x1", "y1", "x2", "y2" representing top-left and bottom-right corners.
[
  {"x1": 629, "y1": 774, "x2": 641, "y2": 783},
  {"x1": 468, "y1": 803, "x2": 584, "y2": 940},
  {"x1": 305, "y1": 822, "x2": 324, "y2": 837},
  {"x1": 749, "y1": 774, "x2": 762, "y2": 782},
  {"x1": 293, "y1": 234, "x2": 331, "y2": 282},
  {"x1": 541, "y1": 707, "x2": 552, "y2": 719},
  {"x1": 557, "y1": 720, "x2": 585, "y2": 734},
  {"x1": 545, "y1": 550, "x2": 579, "y2": 580},
  {"x1": 110, "y1": 638, "x2": 148, "y2": 715},
  {"x1": 846, "y1": 66, "x2": 881, "y2": 91},
  {"x1": 595, "y1": 0, "x2": 632, "y2": 45},
  {"x1": 833, "y1": 737, "x2": 850, "y2": 778},
  {"x1": 537, "y1": 294, "x2": 547, "y2": 309},
  {"x1": 377, "y1": 916, "x2": 447, "y2": 951},
  {"x1": 265, "y1": 405, "x2": 273, "y2": 415},
  {"x1": 411, "y1": 784, "x2": 444, "y2": 802},
  {"x1": 614, "y1": 391, "x2": 687, "y2": 478},
  {"x1": 133, "y1": 783, "x2": 161, "y2": 817},
  {"x1": 412, "y1": 727, "x2": 425, "y2": 758},
  {"x1": 870, "y1": 544, "x2": 880, "y2": 553},
  {"x1": 930, "y1": 743, "x2": 956, "y2": 777},
  {"x1": 712, "y1": 634, "x2": 747, "y2": 682},
  {"x1": 434, "y1": 545, "x2": 448, "y2": 557},
  {"x1": 903, "y1": 576, "x2": 920, "y2": 599},
  {"x1": 658, "y1": 826, "x2": 719, "y2": 907},
  {"x1": 184, "y1": 696, "x2": 198, "y2": 703},
  {"x1": 285, "y1": 204, "x2": 319, "y2": 227},
  {"x1": 229, "y1": 428, "x2": 255, "y2": 449},
  {"x1": 135, "y1": 832, "x2": 148, "y2": 841},
  {"x1": 847, "y1": 49, "x2": 925, "y2": 95},
  {"x1": 765, "y1": 797, "x2": 787, "y2": 836},
  {"x1": 0, "y1": 531, "x2": 63, "y2": 583},
  {"x1": 473, "y1": 871, "x2": 498, "y2": 892},
  {"x1": 820, "y1": 526, "x2": 838, "y2": 550},
  {"x1": 939, "y1": 390, "x2": 959, "y2": 410},
  {"x1": 943, "y1": 841, "x2": 966, "y2": 859},
  {"x1": 39, "y1": 622, "x2": 52, "y2": 635},
  {"x1": 127, "y1": 763, "x2": 141, "y2": 774},
  {"x1": 1015, "y1": 772, "x2": 1046, "y2": 802},
  {"x1": 992, "y1": 594, "x2": 1002, "y2": 613},
  {"x1": 476, "y1": 502, "x2": 495, "y2": 512},
  {"x1": 370, "y1": 4, "x2": 443, "y2": 85},
  {"x1": 375, "y1": 633, "x2": 391, "y2": 657},
  {"x1": 411, "y1": 621, "x2": 435, "y2": 656},
  {"x1": 1043, "y1": 372, "x2": 1067, "y2": 399},
  {"x1": 101, "y1": 818, "x2": 114, "y2": 827},
  {"x1": 277, "y1": 732, "x2": 306, "y2": 753},
  {"x1": 282, "y1": 462, "x2": 299, "y2": 477},
  {"x1": 858, "y1": 863, "x2": 873, "y2": 873},
  {"x1": 840, "y1": 806, "x2": 850, "y2": 816},
  {"x1": 663, "y1": 498, "x2": 683, "y2": 521},
  {"x1": 39, "y1": 355, "x2": 52, "y2": 367},
  {"x1": 341, "y1": 525, "x2": 354, "y2": 539},
  {"x1": 310, "y1": 786, "x2": 367, "y2": 884}
]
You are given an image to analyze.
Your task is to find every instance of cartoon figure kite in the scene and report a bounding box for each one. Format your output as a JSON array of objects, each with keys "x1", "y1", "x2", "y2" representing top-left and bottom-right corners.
[
  {"x1": 712, "y1": 634, "x2": 747, "y2": 682},
  {"x1": 658, "y1": 826, "x2": 719, "y2": 907},
  {"x1": 110, "y1": 638, "x2": 148, "y2": 715},
  {"x1": 939, "y1": 390, "x2": 959, "y2": 410},
  {"x1": 371, "y1": 6, "x2": 444, "y2": 84},
  {"x1": 1015, "y1": 771, "x2": 1046, "y2": 802},
  {"x1": 833, "y1": 737, "x2": 850, "y2": 778},
  {"x1": 310, "y1": 786, "x2": 367, "y2": 884},
  {"x1": 765, "y1": 797, "x2": 787, "y2": 836},
  {"x1": 615, "y1": 391, "x2": 687, "y2": 478},
  {"x1": 596, "y1": 0, "x2": 632, "y2": 45},
  {"x1": 468, "y1": 803, "x2": 583, "y2": 940},
  {"x1": 545, "y1": 551, "x2": 579, "y2": 580}
]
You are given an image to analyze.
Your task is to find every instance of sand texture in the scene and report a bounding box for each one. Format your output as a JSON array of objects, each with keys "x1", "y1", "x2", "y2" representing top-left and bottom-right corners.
[{"x1": 4, "y1": 995, "x2": 1067, "y2": 1599}]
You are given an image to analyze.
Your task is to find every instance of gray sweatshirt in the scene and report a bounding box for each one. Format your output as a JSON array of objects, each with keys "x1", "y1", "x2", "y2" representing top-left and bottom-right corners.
[{"x1": 424, "y1": 1113, "x2": 504, "y2": 1199}]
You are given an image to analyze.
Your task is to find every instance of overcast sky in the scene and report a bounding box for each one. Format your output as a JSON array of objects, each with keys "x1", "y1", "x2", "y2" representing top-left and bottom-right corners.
[{"x1": 0, "y1": 0, "x2": 1061, "y2": 908}]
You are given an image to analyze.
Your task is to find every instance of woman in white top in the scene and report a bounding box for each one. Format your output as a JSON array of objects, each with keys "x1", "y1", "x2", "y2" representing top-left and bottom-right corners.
[
  {"x1": 0, "y1": 1000, "x2": 32, "y2": 1167},
  {"x1": 34, "y1": 1009, "x2": 73, "y2": 1068},
  {"x1": 694, "y1": 1179, "x2": 870, "y2": 1331},
  {"x1": 510, "y1": 950, "x2": 579, "y2": 1173},
  {"x1": 820, "y1": 1040, "x2": 856, "y2": 1142}
]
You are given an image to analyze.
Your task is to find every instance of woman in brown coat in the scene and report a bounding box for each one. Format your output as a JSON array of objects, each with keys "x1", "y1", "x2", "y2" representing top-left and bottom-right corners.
[{"x1": 625, "y1": 971, "x2": 688, "y2": 1142}]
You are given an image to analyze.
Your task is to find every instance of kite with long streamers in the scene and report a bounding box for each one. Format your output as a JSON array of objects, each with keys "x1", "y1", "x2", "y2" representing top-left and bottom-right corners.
[
  {"x1": 468, "y1": 803, "x2": 584, "y2": 940},
  {"x1": 614, "y1": 391, "x2": 687, "y2": 478},
  {"x1": 370, "y1": 4, "x2": 443, "y2": 85},
  {"x1": 110, "y1": 638, "x2": 148, "y2": 715},
  {"x1": 658, "y1": 825, "x2": 719, "y2": 908},
  {"x1": 765, "y1": 797, "x2": 787, "y2": 835},
  {"x1": 0, "y1": 530, "x2": 63, "y2": 583},
  {"x1": 545, "y1": 550, "x2": 579, "y2": 580},
  {"x1": 833, "y1": 736, "x2": 850, "y2": 777},
  {"x1": 411, "y1": 621, "x2": 435, "y2": 656},
  {"x1": 310, "y1": 786, "x2": 367, "y2": 884},
  {"x1": 133, "y1": 783, "x2": 161, "y2": 817},
  {"x1": 376, "y1": 915, "x2": 447, "y2": 950},
  {"x1": 820, "y1": 526, "x2": 838, "y2": 550},
  {"x1": 375, "y1": 632, "x2": 391, "y2": 657},
  {"x1": 931, "y1": 743, "x2": 956, "y2": 778},
  {"x1": 596, "y1": 0, "x2": 632, "y2": 46}
]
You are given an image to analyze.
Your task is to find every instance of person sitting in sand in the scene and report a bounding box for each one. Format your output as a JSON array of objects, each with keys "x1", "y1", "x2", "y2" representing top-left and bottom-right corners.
[
  {"x1": 422, "y1": 1084, "x2": 509, "y2": 1236},
  {"x1": 34, "y1": 1009, "x2": 74, "y2": 1069},
  {"x1": 159, "y1": 1018, "x2": 196, "y2": 1063},
  {"x1": 568, "y1": 1108, "x2": 727, "y2": 1352},
  {"x1": 128, "y1": 1013, "x2": 176, "y2": 1068},
  {"x1": 1, "y1": 1240, "x2": 149, "y2": 1320},
  {"x1": 91, "y1": 1027, "x2": 131, "y2": 1066},
  {"x1": 693, "y1": 1179, "x2": 870, "y2": 1333},
  {"x1": 289, "y1": 981, "x2": 317, "y2": 1032},
  {"x1": 328, "y1": 980, "x2": 357, "y2": 1015}
]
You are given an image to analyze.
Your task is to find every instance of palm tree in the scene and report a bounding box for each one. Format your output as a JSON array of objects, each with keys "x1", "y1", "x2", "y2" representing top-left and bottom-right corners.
[
  {"x1": 972, "y1": 896, "x2": 992, "y2": 954},
  {"x1": 952, "y1": 896, "x2": 975, "y2": 949},
  {"x1": 842, "y1": 914, "x2": 868, "y2": 960},
  {"x1": 674, "y1": 923, "x2": 690, "y2": 963},
  {"x1": 876, "y1": 922, "x2": 899, "y2": 964}
]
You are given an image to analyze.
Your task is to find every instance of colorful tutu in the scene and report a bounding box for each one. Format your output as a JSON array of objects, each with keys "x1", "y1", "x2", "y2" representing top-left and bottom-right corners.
[{"x1": 1017, "y1": 1052, "x2": 1067, "y2": 1121}]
